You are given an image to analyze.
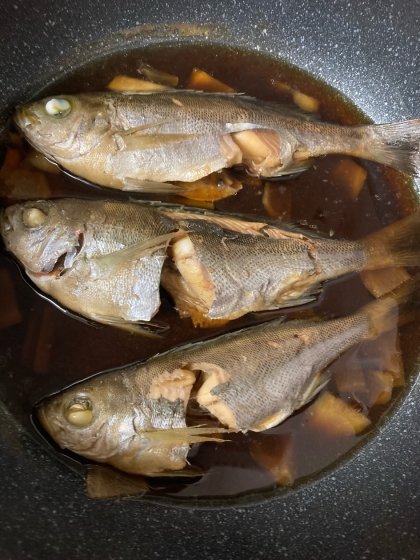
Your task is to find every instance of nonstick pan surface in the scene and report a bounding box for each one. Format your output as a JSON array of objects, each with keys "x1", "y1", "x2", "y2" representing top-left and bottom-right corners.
[{"x1": 0, "y1": 1, "x2": 419, "y2": 558}]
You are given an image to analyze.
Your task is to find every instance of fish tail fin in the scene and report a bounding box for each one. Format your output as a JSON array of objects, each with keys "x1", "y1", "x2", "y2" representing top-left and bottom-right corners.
[
  {"x1": 362, "y1": 275, "x2": 420, "y2": 337},
  {"x1": 365, "y1": 119, "x2": 420, "y2": 175},
  {"x1": 362, "y1": 210, "x2": 420, "y2": 269}
]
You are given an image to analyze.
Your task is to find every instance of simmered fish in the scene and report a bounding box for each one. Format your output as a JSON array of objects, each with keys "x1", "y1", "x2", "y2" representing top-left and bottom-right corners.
[
  {"x1": 2, "y1": 199, "x2": 420, "y2": 329},
  {"x1": 14, "y1": 92, "x2": 420, "y2": 197},
  {"x1": 37, "y1": 288, "x2": 407, "y2": 475}
]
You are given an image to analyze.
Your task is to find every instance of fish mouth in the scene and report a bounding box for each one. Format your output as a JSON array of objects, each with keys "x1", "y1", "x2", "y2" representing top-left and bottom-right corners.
[
  {"x1": 27, "y1": 232, "x2": 85, "y2": 278},
  {"x1": 14, "y1": 105, "x2": 41, "y2": 129},
  {"x1": 37, "y1": 401, "x2": 59, "y2": 439},
  {"x1": 0, "y1": 208, "x2": 13, "y2": 239}
]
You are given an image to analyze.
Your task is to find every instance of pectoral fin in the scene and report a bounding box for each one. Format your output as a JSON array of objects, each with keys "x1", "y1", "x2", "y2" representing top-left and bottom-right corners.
[
  {"x1": 89, "y1": 313, "x2": 168, "y2": 338},
  {"x1": 142, "y1": 425, "x2": 233, "y2": 445},
  {"x1": 123, "y1": 179, "x2": 186, "y2": 194},
  {"x1": 115, "y1": 120, "x2": 200, "y2": 151},
  {"x1": 297, "y1": 370, "x2": 330, "y2": 409},
  {"x1": 121, "y1": 132, "x2": 200, "y2": 151},
  {"x1": 91, "y1": 231, "x2": 184, "y2": 272},
  {"x1": 147, "y1": 466, "x2": 204, "y2": 478}
]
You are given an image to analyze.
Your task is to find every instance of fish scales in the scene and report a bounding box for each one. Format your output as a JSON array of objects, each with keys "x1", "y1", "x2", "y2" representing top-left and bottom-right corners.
[
  {"x1": 37, "y1": 292, "x2": 401, "y2": 475},
  {"x1": 1, "y1": 199, "x2": 176, "y2": 326},
  {"x1": 15, "y1": 92, "x2": 420, "y2": 194},
  {"x1": 178, "y1": 218, "x2": 367, "y2": 319}
]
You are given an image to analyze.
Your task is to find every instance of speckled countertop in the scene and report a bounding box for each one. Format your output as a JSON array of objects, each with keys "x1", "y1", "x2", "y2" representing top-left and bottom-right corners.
[{"x1": 0, "y1": 1, "x2": 419, "y2": 558}]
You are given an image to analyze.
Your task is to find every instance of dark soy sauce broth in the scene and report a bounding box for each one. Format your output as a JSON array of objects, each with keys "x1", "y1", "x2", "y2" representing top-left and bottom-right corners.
[{"x1": 0, "y1": 43, "x2": 419, "y2": 504}]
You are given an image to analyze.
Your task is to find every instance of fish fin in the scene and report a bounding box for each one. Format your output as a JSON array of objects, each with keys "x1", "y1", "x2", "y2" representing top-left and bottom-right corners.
[
  {"x1": 362, "y1": 210, "x2": 420, "y2": 269},
  {"x1": 118, "y1": 119, "x2": 180, "y2": 135},
  {"x1": 361, "y1": 274, "x2": 420, "y2": 337},
  {"x1": 268, "y1": 283, "x2": 323, "y2": 309},
  {"x1": 260, "y1": 158, "x2": 316, "y2": 177},
  {"x1": 118, "y1": 132, "x2": 200, "y2": 151},
  {"x1": 123, "y1": 179, "x2": 188, "y2": 194},
  {"x1": 365, "y1": 119, "x2": 420, "y2": 175},
  {"x1": 91, "y1": 231, "x2": 183, "y2": 272},
  {"x1": 89, "y1": 313, "x2": 168, "y2": 337},
  {"x1": 147, "y1": 466, "x2": 204, "y2": 478},
  {"x1": 297, "y1": 370, "x2": 331, "y2": 409},
  {"x1": 116, "y1": 88, "x2": 179, "y2": 96},
  {"x1": 142, "y1": 426, "x2": 233, "y2": 445},
  {"x1": 86, "y1": 466, "x2": 148, "y2": 499}
]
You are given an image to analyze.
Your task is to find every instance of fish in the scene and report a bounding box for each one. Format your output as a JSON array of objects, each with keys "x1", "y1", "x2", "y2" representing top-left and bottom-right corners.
[
  {"x1": 37, "y1": 285, "x2": 410, "y2": 476},
  {"x1": 0, "y1": 198, "x2": 179, "y2": 333},
  {"x1": 14, "y1": 91, "x2": 420, "y2": 197},
  {"x1": 2, "y1": 198, "x2": 420, "y2": 330}
]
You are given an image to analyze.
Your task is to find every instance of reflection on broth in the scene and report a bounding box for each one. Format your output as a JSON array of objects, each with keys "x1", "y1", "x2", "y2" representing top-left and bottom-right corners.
[{"x1": 0, "y1": 43, "x2": 418, "y2": 503}]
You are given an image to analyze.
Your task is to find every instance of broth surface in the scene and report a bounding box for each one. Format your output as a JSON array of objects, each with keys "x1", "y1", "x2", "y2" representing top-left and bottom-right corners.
[{"x1": 0, "y1": 43, "x2": 418, "y2": 504}]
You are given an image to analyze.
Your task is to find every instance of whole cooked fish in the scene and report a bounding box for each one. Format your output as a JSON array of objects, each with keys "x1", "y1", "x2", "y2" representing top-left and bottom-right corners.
[
  {"x1": 14, "y1": 92, "x2": 420, "y2": 196},
  {"x1": 2, "y1": 199, "x2": 420, "y2": 329},
  {"x1": 37, "y1": 290, "x2": 405, "y2": 475}
]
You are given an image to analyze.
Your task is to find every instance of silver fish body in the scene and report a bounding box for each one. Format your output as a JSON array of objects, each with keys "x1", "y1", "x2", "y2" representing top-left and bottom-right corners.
[
  {"x1": 0, "y1": 199, "x2": 420, "y2": 327},
  {"x1": 14, "y1": 92, "x2": 420, "y2": 195},
  {"x1": 1, "y1": 199, "x2": 176, "y2": 327},
  {"x1": 37, "y1": 294, "x2": 396, "y2": 475},
  {"x1": 2, "y1": 199, "x2": 420, "y2": 330}
]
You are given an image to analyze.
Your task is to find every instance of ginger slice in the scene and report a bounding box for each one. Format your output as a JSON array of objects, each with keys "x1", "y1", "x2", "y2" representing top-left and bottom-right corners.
[
  {"x1": 250, "y1": 434, "x2": 295, "y2": 486},
  {"x1": 366, "y1": 370, "x2": 394, "y2": 406},
  {"x1": 332, "y1": 158, "x2": 367, "y2": 200},
  {"x1": 138, "y1": 63, "x2": 179, "y2": 87},
  {"x1": 107, "y1": 75, "x2": 169, "y2": 91},
  {"x1": 308, "y1": 392, "x2": 371, "y2": 436},
  {"x1": 361, "y1": 267, "x2": 410, "y2": 298},
  {"x1": 193, "y1": 363, "x2": 237, "y2": 429},
  {"x1": 292, "y1": 91, "x2": 320, "y2": 112},
  {"x1": 187, "y1": 68, "x2": 236, "y2": 93},
  {"x1": 262, "y1": 183, "x2": 292, "y2": 220},
  {"x1": 334, "y1": 366, "x2": 366, "y2": 394}
]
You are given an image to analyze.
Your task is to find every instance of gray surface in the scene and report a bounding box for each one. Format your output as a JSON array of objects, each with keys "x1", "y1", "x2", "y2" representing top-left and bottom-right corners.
[{"x1": 0, "y1": 0, "x2": 419, "y2": 558}]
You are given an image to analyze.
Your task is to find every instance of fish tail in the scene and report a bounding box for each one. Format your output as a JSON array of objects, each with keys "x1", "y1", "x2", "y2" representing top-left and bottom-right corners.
[
  {"x1": 364, "y1": 119, "x2": 420, "y2": 176},
  {"x1": 363, "y1": 210, "x2": 420, "y2": 269},
  {"x1": 362, "y1": 275, "x2": 420, "y2": 337}
]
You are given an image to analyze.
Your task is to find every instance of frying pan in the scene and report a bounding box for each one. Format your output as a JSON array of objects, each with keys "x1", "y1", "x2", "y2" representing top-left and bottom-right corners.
[{"x1": 0, "y1": 0, "x2": 419, "y2": 558}]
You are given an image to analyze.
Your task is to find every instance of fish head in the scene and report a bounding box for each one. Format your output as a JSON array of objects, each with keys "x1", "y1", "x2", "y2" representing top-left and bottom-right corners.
[
  {"x1": 37, "y1": 373, "x2": 191, "y2": 475},
  {"x1": 37, "y1": 374, "x2": 131, "y2": 460},
  {"x1": 14, "y1": 94, "x2": 110, "y2": 161},
  {"x1": 1, "y1": 199, "x2": 87, "y2": 275}
]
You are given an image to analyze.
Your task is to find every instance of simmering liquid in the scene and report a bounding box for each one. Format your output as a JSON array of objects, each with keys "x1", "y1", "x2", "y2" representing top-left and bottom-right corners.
[{"x1": 0, "y1": 43, "x2": 418, "y2": 506}]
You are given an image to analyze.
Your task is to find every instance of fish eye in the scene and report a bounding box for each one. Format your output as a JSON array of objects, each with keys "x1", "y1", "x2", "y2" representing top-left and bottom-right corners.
[
  {"x1": 45, "y1": 98, "x2": 72, "y2": 118},
  {"x1": 22, "y1": 207, "x2": 47, "y2": 228},
  {"x1": 67, "y1": 400, "x2": 93, "y2": 427}
]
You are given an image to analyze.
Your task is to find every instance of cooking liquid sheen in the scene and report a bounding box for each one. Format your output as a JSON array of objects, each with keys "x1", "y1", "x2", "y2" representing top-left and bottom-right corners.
[{"x1": 0, "y1": 44, "x2": 419, "y2": 504}]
